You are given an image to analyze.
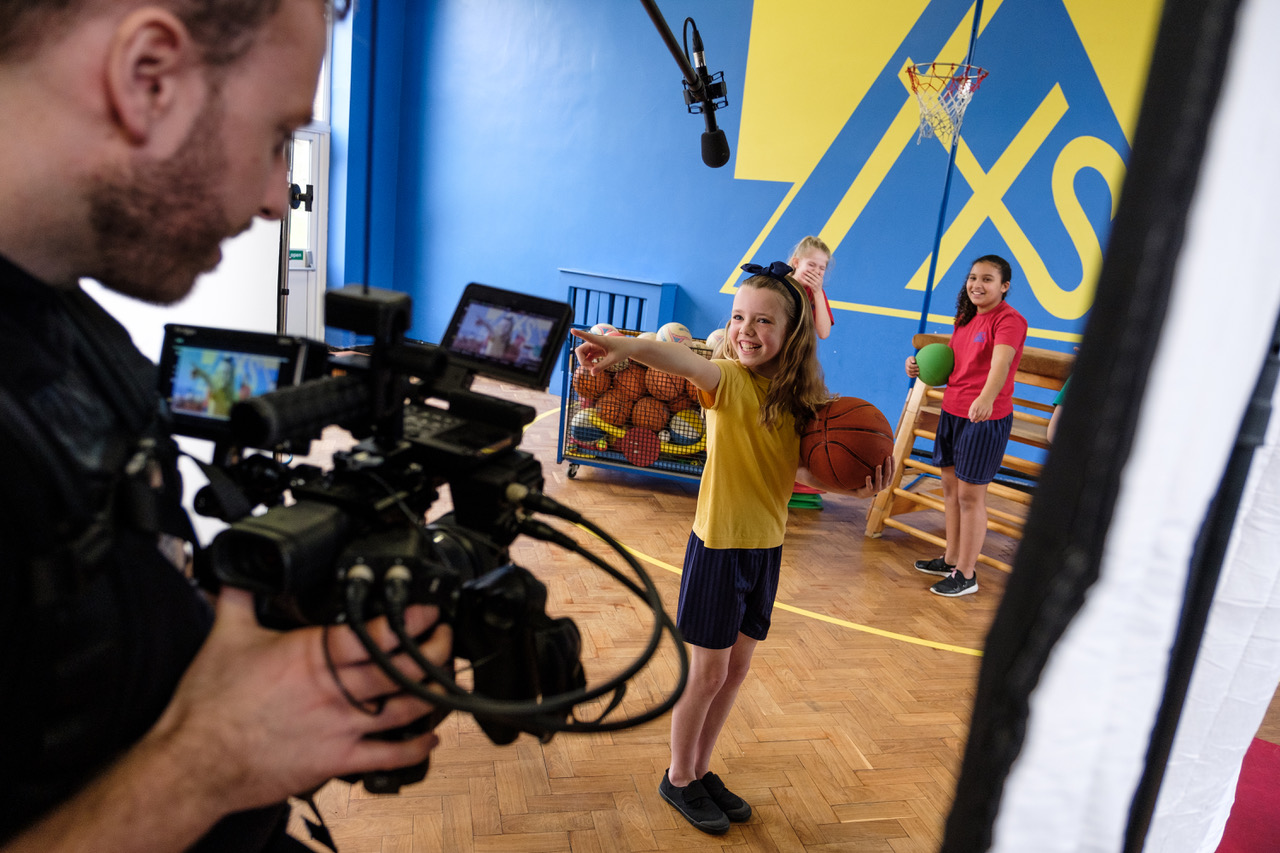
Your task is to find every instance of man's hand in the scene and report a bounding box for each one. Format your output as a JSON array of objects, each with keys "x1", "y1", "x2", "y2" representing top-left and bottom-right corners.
[
  {"x1": 153, "y1": 588, "x2": 452, "y2": 814},
  {"x1": 2, "y1": 589, "x2": 453, "y2": 853}
]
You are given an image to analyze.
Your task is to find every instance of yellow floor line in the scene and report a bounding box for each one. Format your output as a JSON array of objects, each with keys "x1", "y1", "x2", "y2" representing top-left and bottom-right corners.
[{"x1": 610, "y1": 538, "x2": 983, "y2": 658}]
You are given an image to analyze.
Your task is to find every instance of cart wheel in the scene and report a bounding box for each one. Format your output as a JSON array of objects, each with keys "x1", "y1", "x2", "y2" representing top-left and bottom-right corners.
[{"x1": 568, "y1": 464, "x2": 579, "y2": 478}]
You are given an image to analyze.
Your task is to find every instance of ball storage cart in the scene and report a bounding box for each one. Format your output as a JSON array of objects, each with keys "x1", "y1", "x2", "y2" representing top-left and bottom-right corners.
[{"x1": 556, "y1": 328, "x2": 712, "y2": 482}]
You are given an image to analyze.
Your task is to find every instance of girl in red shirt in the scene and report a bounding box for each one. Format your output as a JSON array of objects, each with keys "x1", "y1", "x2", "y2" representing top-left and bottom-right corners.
[{"x1": 905, "y1": 254, "x2": 1028, "y2": 596}]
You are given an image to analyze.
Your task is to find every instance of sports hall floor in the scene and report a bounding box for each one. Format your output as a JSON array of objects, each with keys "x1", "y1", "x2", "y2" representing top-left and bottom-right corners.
[{"x1": 287, "y1": 377, "x2": 1280, "y2": 852}]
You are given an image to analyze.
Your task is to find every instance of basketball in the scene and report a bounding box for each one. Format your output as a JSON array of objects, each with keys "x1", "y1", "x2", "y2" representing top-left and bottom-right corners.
[
  {"x1": 631, "y1": 396, "x2": 671, "y2": 432},
  {"x1": 613, "y1": 364, "x2": 648, "y2": 400},
  {"x1": 596, "y1": 389, "x2": 634, "y2": 426},
  {"x1": 572, "y1": 364, "x2": 611, "y2": 400},
  {"x1": 645, "y1": 368, "x2": 684, "y2": 401},
  {"x1": 915, "y1": 342, "x2": 955, "y2": 387},
  {"x1": 657, "y1": 322, "x2": 693, "y2": 345},
  {"x1": 799, "y1": 397, "x2": 894, "y2": 491}
]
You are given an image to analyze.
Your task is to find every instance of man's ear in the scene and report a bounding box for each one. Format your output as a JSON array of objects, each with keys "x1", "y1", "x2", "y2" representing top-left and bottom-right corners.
[{"x1": 105, "y1": 8, "x2": 202, "y2": 146}]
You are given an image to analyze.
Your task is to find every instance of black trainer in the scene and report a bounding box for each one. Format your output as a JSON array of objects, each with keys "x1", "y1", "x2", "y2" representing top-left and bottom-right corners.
[
  {"x1": 931, "y1": 570, "x2": 978, "y2": 597},
  {"x1": 914, "y1": 556, "x2": 956, "y2": 576},
  {"x1": 700, "y1": 772, "x2": 752, "y2": 822},
  {"x1": 659, "y1": 770, "x2": 730, "y2": 834}
]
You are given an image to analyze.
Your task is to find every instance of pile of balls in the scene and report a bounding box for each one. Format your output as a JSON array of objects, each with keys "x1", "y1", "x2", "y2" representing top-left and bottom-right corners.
[{"x1": 568, "y1": 322, "x2": 717, "y2": 468}]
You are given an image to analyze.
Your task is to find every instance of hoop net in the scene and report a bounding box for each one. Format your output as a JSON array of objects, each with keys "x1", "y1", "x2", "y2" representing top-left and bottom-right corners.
[{"x1": 906, "y1": 62, "x2": 989, "y2": 148}]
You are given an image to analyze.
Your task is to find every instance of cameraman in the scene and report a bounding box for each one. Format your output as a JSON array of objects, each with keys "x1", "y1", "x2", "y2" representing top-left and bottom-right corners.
[{"x1": 0, "y1": 2, "x2": 451, "y2": 851}]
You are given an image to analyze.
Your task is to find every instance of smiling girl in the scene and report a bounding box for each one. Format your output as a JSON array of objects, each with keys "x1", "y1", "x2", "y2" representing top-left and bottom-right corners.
[
  {"x1": 905, "y1": 254, "x2": 1028, "y2": 597},
  {"x1": 573, "y1": 262, "x2": 892, "y2": 833}
]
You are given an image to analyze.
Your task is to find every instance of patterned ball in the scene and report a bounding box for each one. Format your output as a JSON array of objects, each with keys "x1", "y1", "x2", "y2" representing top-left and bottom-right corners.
[
  {"x1": 589, "y1": 322, "x2": 618, "y2": 336},
  {"x1": 656, "y1": 322, "x2": 694, "y2": 345},
  {"x1": 570, "y1": 409, "x2": 608, "y2": 444},
  {"x1": 705, "y1": 328, "x2": 726, "y2": 354},
  {"x1": 669, "y1": 409, "x2": 706, "y2": 445}
]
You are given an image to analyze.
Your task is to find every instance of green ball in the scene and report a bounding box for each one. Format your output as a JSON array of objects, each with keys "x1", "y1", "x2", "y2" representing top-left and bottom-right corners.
[{"x1": 916, "y1": 342, "x2": 954, "y2": 386}]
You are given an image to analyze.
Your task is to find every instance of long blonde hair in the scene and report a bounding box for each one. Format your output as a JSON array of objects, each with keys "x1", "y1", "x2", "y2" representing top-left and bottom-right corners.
[{"x1": 723, "y1": 275, "x2": 829, "y2": 432}]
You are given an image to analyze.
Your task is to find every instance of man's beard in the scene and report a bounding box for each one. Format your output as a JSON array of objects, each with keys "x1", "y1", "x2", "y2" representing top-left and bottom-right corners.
[{"x1": 87, "y1": 94, "x2": 241, "y2": 306}]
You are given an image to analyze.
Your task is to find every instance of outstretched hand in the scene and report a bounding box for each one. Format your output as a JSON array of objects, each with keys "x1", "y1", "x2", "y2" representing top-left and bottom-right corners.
[{"x1": 572, "y1": 329, "x2": 626, "y2": 375}]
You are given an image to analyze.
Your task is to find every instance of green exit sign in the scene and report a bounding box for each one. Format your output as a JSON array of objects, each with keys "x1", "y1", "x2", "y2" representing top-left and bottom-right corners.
[{"x1": 288, "y1": 249, "x2": 306, "y2": 261}]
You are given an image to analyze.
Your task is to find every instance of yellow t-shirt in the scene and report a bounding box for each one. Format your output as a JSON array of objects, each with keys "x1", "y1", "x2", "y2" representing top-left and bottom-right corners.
[{"x1": 692, "y1": 360, "x2": 800, "y2": 549}]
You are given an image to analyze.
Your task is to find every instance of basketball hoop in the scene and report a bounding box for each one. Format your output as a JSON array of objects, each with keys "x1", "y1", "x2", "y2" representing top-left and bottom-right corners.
[{"x1": 906, "y1": 62, "x2": 988, "y2": 148}]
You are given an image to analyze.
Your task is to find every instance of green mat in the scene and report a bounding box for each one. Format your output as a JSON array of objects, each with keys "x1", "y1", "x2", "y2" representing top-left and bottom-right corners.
[{"x1": 788, "y1": 493, "x2": 824, "y2": 510}]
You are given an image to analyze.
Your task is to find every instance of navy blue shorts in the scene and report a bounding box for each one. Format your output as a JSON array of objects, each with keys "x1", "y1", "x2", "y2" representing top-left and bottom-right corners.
[
  {"x1": 676, "y1": 531, "x2": 782, "y2": 649},
  {"x1": 933, "y1": 410, "x2": 1013, "y2": 485}
]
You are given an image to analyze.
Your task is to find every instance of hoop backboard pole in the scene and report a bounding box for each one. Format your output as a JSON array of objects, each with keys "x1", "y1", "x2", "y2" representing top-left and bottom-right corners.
[{"x1": 916, "y1": 0, "x2": 985, "y2": 336}]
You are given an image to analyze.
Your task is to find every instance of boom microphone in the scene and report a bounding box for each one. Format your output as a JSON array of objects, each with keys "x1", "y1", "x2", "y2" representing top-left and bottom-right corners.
[
  {"x1": 689, "y1": 27, "x2": 730, "y2": 168},
  {"x1": 690, "y1": 28, "x2": 730, "y2": 168}
]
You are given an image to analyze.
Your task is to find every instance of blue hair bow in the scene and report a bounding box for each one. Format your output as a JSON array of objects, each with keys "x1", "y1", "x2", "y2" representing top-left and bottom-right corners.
[{"x1": 740, "y1": 261, "x2": 806, "y2": 315}]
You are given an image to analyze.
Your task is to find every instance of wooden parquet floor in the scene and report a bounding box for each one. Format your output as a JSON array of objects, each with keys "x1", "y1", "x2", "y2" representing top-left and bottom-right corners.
[{"x1": 287, "y1": 378, "x2": 1278, "y2": 852}]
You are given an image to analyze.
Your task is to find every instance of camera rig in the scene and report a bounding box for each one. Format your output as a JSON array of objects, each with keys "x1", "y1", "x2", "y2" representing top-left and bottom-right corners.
[{"x1": 160, "y1": 283, "x2": 688, "y2": 793}]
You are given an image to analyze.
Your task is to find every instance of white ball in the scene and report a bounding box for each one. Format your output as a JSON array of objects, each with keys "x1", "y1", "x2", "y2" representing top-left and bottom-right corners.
[
  {"x1": 589, "y1": 322, "x2": 618, "y2": 336},
  {"x1": 705, "y1": 328, "x2": 726, "y2": 352},
  {"x1": 657, "y1": 322, "x2": 693, "y2": 345}
]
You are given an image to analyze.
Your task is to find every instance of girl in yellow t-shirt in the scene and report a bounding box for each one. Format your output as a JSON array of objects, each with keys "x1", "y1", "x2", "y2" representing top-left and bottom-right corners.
[{"x1": 573, "y1": 262, "x2": 892, "y2": 834}]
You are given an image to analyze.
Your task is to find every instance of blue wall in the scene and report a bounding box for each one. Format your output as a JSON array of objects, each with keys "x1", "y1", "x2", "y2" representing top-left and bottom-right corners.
[{"x1": 330, "y1": 0, "x2": 1157, "y2": 424}]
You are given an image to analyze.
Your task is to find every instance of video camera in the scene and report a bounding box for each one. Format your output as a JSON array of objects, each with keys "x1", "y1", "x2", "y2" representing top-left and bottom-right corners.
[{"x1": 159, "y1": 283, "x2": 686, "y2": 793}]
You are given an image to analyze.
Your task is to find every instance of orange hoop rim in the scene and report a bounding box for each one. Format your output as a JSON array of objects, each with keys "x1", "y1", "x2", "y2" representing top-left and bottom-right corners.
[{"x1": 906, "y1": 62, "x2": 989, "y2": 92}]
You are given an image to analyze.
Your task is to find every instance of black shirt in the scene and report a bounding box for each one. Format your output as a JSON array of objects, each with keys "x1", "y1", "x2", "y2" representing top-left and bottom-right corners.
[{"x1": 0, "y1": 255, "x2": 293, "y2": 850}]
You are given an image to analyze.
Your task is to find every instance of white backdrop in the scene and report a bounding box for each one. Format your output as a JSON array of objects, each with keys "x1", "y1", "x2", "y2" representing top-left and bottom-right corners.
[{"x1": 990, "y1": 1, "x2": 1280, "y2": 850}]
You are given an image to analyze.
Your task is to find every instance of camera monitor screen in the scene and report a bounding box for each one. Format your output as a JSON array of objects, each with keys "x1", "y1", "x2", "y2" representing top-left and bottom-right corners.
[
  {"x1": 158, "y1": 325, "x2": 322, "y2": 442},
  {"x1": 438, "y1": 283, "x2": 572, "y2": 389}
]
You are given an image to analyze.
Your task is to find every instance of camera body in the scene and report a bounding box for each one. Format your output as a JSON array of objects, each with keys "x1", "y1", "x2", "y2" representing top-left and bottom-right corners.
[{"x1": 161, "y1": 283, "x2": 581, "y2": 789}]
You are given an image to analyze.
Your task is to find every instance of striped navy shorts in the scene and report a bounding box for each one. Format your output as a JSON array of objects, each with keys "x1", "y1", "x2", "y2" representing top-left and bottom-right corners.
[
  {"x1": 676, "y1": 531, "x2": 782, "y2": 650},
  {"x1": 933, "y1": 410, "x2": 1013, "y2": 485}
]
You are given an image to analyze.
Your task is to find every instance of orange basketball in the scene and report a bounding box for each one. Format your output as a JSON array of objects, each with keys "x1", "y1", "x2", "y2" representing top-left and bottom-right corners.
[
  {"x1": 668, "y1": 394, "x2": 698, "y2": 413},
  {"x1": 799, "y1": 397, "x2": 894, "y2": 491},
  {"x1": 645, "y1": 368, "x2": 683, "y2": 401},
  {"x1": 573, "y1": 365, "x2": 611, "y2": 400},
  {"x1": 596, "y1": 389, "x2": 634, "y2": 426},
  {"x1": 631, "y1": 396, "x2": 671, "y2": 432},
  {"x1": 613, "y1": 364, "x2": 648, "y2": 401}
]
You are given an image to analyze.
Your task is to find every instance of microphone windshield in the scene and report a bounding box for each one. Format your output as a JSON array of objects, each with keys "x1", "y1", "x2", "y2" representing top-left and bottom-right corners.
[{"x1": 702, "y1": 129, "x2": 730, "y2": 168}]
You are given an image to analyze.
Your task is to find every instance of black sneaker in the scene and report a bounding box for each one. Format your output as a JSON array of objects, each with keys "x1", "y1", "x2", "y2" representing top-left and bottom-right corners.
[
  {"x1": 931, "y1": 570, "x2": 978, "y2": 597},
  {"x1": 700, "y1": 772, "x2": 752, "y2": 822},
  {"x1": 915, "y1": 556, "x2": 956, "y2": 576},
  {"x1": 659, "y1": 771, "x2": 730, "y2": 834}
]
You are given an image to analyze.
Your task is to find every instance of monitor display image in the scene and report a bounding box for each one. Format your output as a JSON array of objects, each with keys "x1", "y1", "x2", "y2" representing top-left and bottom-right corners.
[
  {"x1": 167, "y1": 346, "x2": 289, "y2": 422},
  {"x1": 439, "y1": 283, "x2": 573, "y2": 389},
  {"x1": 448, "y1": 302, "x2": 557, "y2": 375}
]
